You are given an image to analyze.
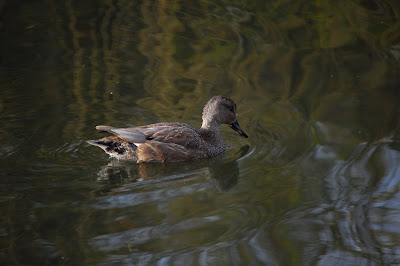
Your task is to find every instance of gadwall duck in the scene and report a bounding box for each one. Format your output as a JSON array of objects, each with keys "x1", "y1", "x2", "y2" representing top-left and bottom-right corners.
[{"x1": 87, "y1": 95, "x2": 248, "y2": 163}]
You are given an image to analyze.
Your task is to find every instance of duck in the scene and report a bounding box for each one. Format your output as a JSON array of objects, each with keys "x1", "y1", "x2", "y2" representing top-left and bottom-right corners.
[{"x1": 87, "y1": 95, "x2": 248, "y2": 163}]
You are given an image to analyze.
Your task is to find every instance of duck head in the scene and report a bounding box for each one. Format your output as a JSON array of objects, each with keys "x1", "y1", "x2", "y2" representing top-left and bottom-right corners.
[{"x1": 201, "y1": 95, "x2": 248, "y2": 138}]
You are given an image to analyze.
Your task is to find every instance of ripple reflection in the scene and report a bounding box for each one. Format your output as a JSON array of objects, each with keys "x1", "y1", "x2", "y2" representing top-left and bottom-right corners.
[{"x1": 279, "y1": 138, "x2": 400, "y2": 265}]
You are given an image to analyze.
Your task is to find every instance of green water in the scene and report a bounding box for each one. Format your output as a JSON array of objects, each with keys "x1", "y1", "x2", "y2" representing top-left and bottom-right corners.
[{"x1": 1, "y1": 0, "x2": 400, "y2": 265}]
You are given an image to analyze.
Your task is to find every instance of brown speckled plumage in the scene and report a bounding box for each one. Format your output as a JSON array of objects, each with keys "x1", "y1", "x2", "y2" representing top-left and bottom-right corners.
[{"x1": 87, "y1": 96, "x2": 248, "y2": 163}]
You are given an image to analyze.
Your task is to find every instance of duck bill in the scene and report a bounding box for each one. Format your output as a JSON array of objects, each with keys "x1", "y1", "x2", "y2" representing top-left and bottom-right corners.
[{"x1": 229, "y1": 121, "x2": 248, "y2": 138}]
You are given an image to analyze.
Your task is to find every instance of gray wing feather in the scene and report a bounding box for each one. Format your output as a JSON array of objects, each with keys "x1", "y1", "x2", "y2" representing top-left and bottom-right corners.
[
  {"x1": 95, "y1": 125, "x2": 115, "y2": 132},
  {"x1": 110, "y1": 128, "x2": 147, "y2": 143}
]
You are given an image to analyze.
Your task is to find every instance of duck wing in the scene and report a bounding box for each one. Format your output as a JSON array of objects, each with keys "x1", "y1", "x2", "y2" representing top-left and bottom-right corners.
[
  {"x1": 96, "y1": 123, "x2": 201, "y2": 149},
  {"x1": 140, "y1": 124, "x2": 201, "y2": 149},
  {"x1": 109, "y1": 128, "x2": 147, "y2": 144},
  {"x1": 96, "y1": 126, "x2": 147, "y2": 144}
]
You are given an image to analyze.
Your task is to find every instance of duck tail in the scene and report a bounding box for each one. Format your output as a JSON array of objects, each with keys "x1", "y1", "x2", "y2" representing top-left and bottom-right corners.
[
  {"x1": 86, "y1": 139, "x2": 109, "y2": 151},
  {"x1": 86, "y1": 137, "x2": 138, "y2": 161}
]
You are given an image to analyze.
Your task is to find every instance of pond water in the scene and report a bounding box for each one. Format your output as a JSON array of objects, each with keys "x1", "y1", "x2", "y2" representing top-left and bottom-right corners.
[{"x1": 1, "y1": 0, "x2": 400, "y2": 265}]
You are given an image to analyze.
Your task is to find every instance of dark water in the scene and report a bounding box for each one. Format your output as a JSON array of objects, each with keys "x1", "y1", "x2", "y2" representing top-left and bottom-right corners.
[{"x1": 1, "y1": 0, "x2": 400, "y2": 265}]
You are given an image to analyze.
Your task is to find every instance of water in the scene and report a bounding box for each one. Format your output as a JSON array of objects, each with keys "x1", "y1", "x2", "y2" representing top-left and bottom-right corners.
[{"x1": 1, "y1": 0, "x2": 400, "y2": 265}]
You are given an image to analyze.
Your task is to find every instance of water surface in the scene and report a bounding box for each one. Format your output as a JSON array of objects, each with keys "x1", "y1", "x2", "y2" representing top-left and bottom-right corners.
[{"x1": 1, "y1": 0, "x2": 400, "y2": 265}]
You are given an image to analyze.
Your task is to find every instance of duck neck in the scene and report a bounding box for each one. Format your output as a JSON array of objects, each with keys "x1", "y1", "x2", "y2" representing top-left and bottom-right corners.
[
  {"x1": 200, "y1": 119, "x2": 225, "y2": 148},
  {"x1": 201, "y1": 119, "x2": 220, "y2": 132}
]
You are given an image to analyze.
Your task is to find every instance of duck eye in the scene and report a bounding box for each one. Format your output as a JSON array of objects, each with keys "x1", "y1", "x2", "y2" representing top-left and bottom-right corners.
[{"x1": 229, "y1": 106, "x2": 234, "y2": 112}]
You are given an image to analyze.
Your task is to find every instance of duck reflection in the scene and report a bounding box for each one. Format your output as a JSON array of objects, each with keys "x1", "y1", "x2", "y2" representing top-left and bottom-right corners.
[{"x1": 96, "y1": 145, "x2": 249, "y2": 192}]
